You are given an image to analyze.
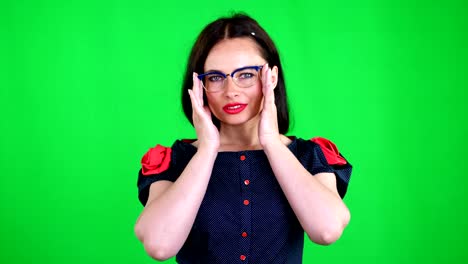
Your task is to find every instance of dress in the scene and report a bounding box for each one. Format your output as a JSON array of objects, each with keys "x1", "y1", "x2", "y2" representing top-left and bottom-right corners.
[{"x1": 137, "y1": 137, "x2": 352, "y2": 264}]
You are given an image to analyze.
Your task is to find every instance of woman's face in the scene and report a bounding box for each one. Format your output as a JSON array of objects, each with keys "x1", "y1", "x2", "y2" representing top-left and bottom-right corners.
[{"x1": 203, "y1": 37, "x2": 273, "y2": 128}]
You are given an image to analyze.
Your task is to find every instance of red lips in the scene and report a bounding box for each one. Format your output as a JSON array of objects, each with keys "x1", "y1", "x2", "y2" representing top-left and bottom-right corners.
[{"x1": 223, "y1": 103, "x2": 247, "y2": 114}]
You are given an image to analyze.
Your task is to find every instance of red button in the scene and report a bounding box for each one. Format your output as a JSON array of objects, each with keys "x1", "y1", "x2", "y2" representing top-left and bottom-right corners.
[
  {"x1": 242, "y1": 232, "x2": 248, "y2": 237},
  {"x1": 240, "y1": 255, "x2": 246, "y2": 261},
  {"x1": 243, "y1": 200, "x2": 250, "y2": 206},
  {"x1": 240, "y1": 155, "x2": 246, "y2": 161},
  {"x1": 244, "y1": 179, "x2": 250, "y2": 185}
]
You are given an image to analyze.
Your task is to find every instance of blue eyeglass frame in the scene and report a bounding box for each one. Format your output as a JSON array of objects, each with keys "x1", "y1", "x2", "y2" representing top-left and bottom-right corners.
[{"x1": 197, "y1": 65, "x2": 263, "y2": 82}]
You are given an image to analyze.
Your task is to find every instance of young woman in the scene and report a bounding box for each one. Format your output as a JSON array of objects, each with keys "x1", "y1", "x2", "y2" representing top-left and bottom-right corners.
[{"x1": 135, "y1": 13, "x2": 352, "y2": 264}]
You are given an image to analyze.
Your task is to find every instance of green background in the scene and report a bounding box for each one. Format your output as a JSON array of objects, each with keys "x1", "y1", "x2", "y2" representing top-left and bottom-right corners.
[{"x1": 1, "y1": 0, "x2": 467, "y2": 263}]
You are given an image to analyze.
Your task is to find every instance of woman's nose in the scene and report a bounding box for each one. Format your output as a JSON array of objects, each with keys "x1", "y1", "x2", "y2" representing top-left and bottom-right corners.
[{"x1": 223, "y1": 76, "x2": 240, "y2": 97}]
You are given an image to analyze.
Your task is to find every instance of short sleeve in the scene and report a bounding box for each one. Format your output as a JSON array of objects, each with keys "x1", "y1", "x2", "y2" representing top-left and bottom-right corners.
[
  {"x1": 136, "y1": 140, "x2": 197, "y2": 206},
  {"x1": 137, "y1": 144, "x2": 178, "y2": 206},
  {"x1": 297, "y1": 137, "x2": 352, "y2": 198}
]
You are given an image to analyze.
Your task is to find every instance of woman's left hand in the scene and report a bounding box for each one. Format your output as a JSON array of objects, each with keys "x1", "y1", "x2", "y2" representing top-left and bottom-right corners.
[{"x1": 259, "y1": 64, "x2": 281, "y2": 147}]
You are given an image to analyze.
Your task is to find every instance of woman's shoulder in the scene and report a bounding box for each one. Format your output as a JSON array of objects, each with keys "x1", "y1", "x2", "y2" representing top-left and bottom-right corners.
[
  {"x1": 293, "y1": 136, "x2": 352, "y2": 198},
  {"x1": 293, "y1": 135, "x2": 341, "y2": 148},
  {"x1": 292, "y1": 136, "x2": 348, "y2": 166},
  {"x1": 142, "y1": 139, "x2": 197, "y2": 153},
  {"x1": 139, "y1": 139, "x2": 197, "y2": 176}
]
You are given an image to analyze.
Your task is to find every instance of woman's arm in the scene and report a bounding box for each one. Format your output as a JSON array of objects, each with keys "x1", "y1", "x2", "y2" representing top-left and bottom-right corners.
[
  {"x1": 263, "y1": 140, "x2": 350, "y2": 245},
  {"x1": 135, "y1": 73, "x2": 220, "y2": 260},
  {"x1": 258, "y1": 65, "x2": 350, "y2": 245},
  {"x1": 134, "y1": 146, "x2": 217, "y2": 260}
]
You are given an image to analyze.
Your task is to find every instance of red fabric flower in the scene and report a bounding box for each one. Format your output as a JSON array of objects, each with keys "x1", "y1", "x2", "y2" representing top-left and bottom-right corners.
[
  {"x1": 311, "y1": 137, "x2": 347, "y2": 166},
  {"x1": 141, "y1": 144, "x2": 172, "y2": 175}
]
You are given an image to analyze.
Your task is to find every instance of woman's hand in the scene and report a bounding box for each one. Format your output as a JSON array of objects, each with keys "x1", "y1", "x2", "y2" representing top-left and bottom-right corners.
[
  {"x1": 188, "y1": 73, "x2": 220, "y2": 151},
  {"x1": 259, "y1": 64, "x2": 281, "y2": 147}
]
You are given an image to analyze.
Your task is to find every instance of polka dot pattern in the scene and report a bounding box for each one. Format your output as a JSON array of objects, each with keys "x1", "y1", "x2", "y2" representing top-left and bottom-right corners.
[{"x1": 137, "y1": 137, "x2": 352, "y2": 263}]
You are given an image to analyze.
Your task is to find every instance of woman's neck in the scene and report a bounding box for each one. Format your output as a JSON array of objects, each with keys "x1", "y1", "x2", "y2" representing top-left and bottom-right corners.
[{"x1": 219, "y1": 122, "x2": 261, "y2": 151}]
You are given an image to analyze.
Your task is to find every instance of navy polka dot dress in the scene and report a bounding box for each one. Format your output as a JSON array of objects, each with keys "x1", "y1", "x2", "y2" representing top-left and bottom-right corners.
[{"x1": 137, "y1": 137, "x2": 352, "y2": 264}]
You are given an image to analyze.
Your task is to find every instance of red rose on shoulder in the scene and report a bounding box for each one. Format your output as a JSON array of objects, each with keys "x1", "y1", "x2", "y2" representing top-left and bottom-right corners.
[
  {"x1": 311, "y1": 137, "x2": 347, "y2": 166},
  {"x1": 141, "y1": 145, "x2": 172, "y2": 175}
]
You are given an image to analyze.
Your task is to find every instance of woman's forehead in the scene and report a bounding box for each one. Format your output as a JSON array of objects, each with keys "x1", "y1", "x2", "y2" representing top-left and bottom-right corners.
[{"x1": 204, "y1": 38, "x2": 264, "y2": 72}]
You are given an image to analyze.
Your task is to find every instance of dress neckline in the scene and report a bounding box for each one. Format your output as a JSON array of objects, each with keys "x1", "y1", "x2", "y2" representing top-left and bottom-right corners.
[{"x1": 178, "y1": 136, "x2": 298, "y2": 154}]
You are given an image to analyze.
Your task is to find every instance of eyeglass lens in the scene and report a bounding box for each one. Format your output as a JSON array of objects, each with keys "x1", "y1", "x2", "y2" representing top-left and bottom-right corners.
[{"x1": 202, "y1": 68, "x2": 260, "y2": 91}]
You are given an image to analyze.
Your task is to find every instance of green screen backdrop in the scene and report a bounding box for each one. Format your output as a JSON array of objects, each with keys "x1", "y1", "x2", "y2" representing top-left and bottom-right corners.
[{"x1": 1, "y1": 0, "x2": 467, "y2": 263}]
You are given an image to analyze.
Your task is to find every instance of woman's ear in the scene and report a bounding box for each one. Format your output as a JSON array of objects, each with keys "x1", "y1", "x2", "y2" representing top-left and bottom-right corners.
[{"x1": 271, "y1": 65, "x2": 279, "y2": 89}]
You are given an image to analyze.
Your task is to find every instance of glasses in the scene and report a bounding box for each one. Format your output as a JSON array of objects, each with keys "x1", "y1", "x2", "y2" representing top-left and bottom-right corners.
[{"x1": 197, "y1": 65, "x2": 263, "y2": 92}]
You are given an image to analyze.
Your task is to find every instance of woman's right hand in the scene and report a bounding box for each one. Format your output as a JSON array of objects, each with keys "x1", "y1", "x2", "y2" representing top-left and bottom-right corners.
[{"x1": 188, "y1": 72, "x2": 220, "y2": 151}]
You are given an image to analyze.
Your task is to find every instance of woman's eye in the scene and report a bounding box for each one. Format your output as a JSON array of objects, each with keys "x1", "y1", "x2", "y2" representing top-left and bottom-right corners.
[
  {"x1": 239, "y1": 72, "x2": 254, "y2": 79},
  {"x1": 208, "y1": 75, "x2": 224, "y2": 82}
]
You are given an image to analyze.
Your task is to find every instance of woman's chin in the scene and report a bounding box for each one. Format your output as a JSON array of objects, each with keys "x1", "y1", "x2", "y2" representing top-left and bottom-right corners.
[{"x1": 218, "y1": 114, "x2": 261, "y2": 128}]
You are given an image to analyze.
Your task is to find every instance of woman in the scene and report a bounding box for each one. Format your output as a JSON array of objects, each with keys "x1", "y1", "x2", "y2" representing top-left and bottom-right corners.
[{"x1": 135, "y1": 13, "x2": 352, "y2": 263}]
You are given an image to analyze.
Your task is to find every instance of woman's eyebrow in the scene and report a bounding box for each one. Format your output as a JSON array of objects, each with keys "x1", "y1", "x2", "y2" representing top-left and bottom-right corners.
[
  {"x1": 204, "y1": 65, "x2": 255, "y2": 73},
  {"x1": 204, "y1": 69, "x2": 224, "y2": 73}
]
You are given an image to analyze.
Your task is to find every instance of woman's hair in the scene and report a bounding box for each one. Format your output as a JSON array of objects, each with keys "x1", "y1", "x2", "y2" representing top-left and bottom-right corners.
[{"x1": 181, "y1": 13, "x2": 290, "y2": 134}]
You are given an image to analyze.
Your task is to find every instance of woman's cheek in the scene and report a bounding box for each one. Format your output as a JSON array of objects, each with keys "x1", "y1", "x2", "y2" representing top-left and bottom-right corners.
[{"x1": 206, "y1": 97, "x2": 221, "y2": 118}]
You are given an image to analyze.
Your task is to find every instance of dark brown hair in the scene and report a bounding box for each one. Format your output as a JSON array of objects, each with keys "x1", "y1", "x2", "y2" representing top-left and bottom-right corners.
[{"x1": 181, "y1": 13, "x2": 290, "y2": 134}]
